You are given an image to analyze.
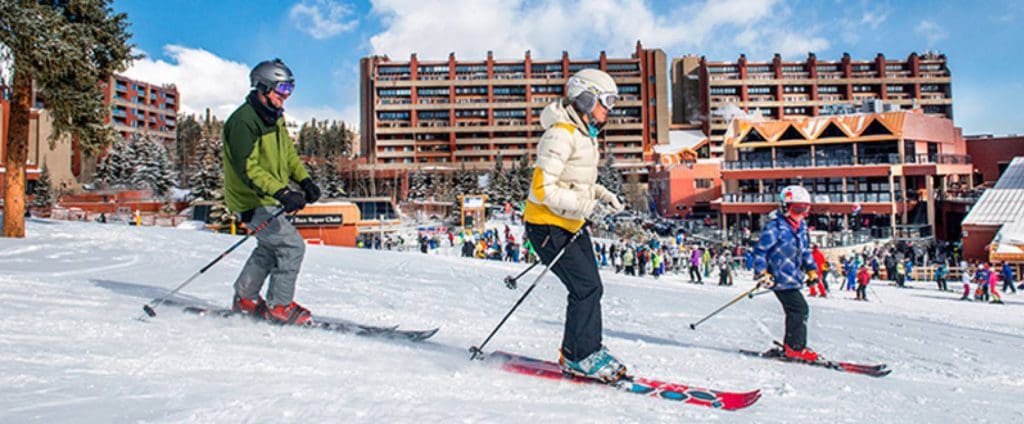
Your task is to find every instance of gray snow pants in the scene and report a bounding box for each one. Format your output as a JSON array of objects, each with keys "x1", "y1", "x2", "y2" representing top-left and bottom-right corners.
[{"x1": 233, "y1": 206, "x2": 306, "y2": 307}]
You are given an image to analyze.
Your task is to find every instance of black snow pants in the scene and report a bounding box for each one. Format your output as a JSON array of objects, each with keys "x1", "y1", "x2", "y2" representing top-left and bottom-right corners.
[
  {"x1": 774, "y1": 288, "x2": 810, "y2": 350},
  {"x1": 526, "y1": 223, "x2": 602, "y2": 362}
]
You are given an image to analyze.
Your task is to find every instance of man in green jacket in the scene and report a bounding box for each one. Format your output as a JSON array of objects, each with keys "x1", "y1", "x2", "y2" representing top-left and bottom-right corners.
[{"x1": 223, "y1": 58, "x2": 320, "y2": 325}]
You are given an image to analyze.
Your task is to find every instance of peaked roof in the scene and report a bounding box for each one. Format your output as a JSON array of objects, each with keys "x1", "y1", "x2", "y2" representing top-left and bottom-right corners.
[
  {"x1": 724, "y1": 109, "x2": 961, "y2": 146},
  {"x1": 963, "y1": 157, "x2": 1024, "y2": 226}
]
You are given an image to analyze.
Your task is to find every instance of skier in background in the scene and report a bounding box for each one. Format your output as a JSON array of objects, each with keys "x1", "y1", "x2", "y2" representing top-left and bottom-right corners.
[
  {"x1": 753, "y1": 185, "x2": 821, "y2": 361},
  {"x1": 223, "y1": 59, "x2": 320, "y2": 325},
  {"x1": 810, "y1": 245, "x2": 827, "y2": 297},
  {"x1": 856, "y1": 264, "x2": 871, "y2": 301},
  {"x1": 522, "y1": 68, "x2": 626, "y2": 381},
  {"x1": 960, "y1": 261, "x2": 973, "y2": 301}
]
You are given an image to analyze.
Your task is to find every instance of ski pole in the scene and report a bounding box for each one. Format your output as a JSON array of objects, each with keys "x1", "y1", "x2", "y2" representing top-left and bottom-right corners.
[
  {"x1": 470, "y1": 226, "x2": 586, "y2": 360},
  {"x1": 690, "y1": 281, "x2": 765, "y2": 330},
  {"x1": 141, "y1": 208, "x2": 286, "y2": 319},
  {"x1": 504, "y1": 261, "x2": 540, "y2": 290}
]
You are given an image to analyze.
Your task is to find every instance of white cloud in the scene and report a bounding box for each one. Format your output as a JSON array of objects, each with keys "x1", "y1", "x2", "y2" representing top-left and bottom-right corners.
[
  {"x1": 122, "y1": 45, "x2": 251, "y2": 120},
  {"x1": 861, "y1": 8, "x2": 889, "y2": 29},
  {"x1": 366, "y1": 0, "x2": 818, "y2": 60},
  {"x1": 289, "y1": 0, "x2": 358, "y2": 40},
  {"x1": 914, "y1": 20, "x2": 948, "y2": 46}
]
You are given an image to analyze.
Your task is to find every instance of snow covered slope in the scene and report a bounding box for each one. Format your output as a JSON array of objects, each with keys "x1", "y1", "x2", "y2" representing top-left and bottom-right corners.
[{"x1": 1, "y1": 219, "x2": 1022, "y2": 422}]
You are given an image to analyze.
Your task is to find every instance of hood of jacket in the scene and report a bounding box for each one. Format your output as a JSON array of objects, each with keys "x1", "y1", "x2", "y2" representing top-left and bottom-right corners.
[{"x1": 540, "y1": 99, "x2": 587, "y2": 133}]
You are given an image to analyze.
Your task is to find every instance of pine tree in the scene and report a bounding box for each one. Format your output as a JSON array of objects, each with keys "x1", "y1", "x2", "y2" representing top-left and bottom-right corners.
[
  {"x1": 487, "y1": 153, "x2": 508, "y2": 205},
  {"x1": 408, "y1": 168, "x2": 430, "y2": 200},
  {"x1": 597, "y1": 153, "x2": 624, "y2": 197},
  {"x1": 175, "y1": 114, "x2": 202, "y2": 185},
  {"x1": 318, "y1": 159, "x2": 346, "y2": 199},
  {"x1": 189, "y1": 135, "x2": 231, "y2": 228},
  {"x1": 130, "y1": 136, "x2": 177, "y2": 197},
  {"x1": 96, "y1": 138, "x2": 136, "y2": 188},
  {"x1": 2, "y1": 0, "x2": 134, "y2": 237},
  {"x1": 32, "y1": 161, "x2": 55, "y2": 209}
]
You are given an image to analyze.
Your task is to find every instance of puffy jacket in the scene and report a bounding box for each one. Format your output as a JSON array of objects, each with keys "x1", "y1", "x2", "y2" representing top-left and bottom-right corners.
[
  {"x1": 222, "y1": 93, "x2": 310, "y2": 212},
  {"x1": 524, "y1": 100, "x2": 611, "y2": 233},
  {"x1": 857, "y1": 268, "x2": 871, "y2": 286},
  {"x1": 622, "y1": 249, "x2": 635, "y2": 266},
  {"x1": 752, "y1": 212, "x2": 817, "y2": 291}
]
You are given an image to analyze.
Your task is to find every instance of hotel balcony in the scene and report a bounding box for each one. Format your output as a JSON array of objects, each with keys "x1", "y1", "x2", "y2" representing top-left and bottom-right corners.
[{"x1": 722, "y1": 153, "x2": 970, "y2": 171}]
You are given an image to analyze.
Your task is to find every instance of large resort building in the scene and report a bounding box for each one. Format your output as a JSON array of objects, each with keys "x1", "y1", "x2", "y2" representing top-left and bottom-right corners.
[
  {"x1": 717, "y1": 109, "x2": 973, "y2": 246},
  {"x1": 673, "y1": 52, "x2": 953, "y2": 157},
  {"x1": 359, "y1": 42, "x2": 669, "y2": 176}
]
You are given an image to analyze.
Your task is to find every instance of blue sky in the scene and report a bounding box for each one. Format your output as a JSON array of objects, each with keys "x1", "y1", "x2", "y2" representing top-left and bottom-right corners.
[{"x1": 114, "y1": 0, "x2": 1023, "y2": 135}]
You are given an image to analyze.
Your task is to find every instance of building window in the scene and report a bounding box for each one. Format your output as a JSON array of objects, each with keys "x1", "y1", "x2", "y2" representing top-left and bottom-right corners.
[
  {"x1": 417, "y1": 65, "x2": 449, "y2": 73},
  {"x1": 782, "y1": 85, "x2": 807, "y2": 93},
  {"x1": 378, "y1": 66, "x2": 409, "y2": 75},
  {"x1": 815, "y1": 65, "x2": 838, "y2": 72},
  {"x1": 606, "y1": 63, "x2": 639, "y2": 72},
  {"x1": 568, "y1": 63, "x2": 599, "y2": 72},
  {"x1": 456, "y1": 86, "x2": 488, "y2": 95},
  {"x1": 851, "y1": 64, "x2": 873, "y2": 72},
  {"x1": 493, "y1": 64, "x2": 525, "y2": 73},
  {"x1": 417, "y1": 88, "x2": 449, "y2": 96},
  {"x1": 886, "y1": 64, "x2": 904, "y2": 72},
  {"x1": 695, "y1": 179, "x2": 713, "y2": 189},
  {"x1": 493, "y1": 86, "x2": 526, "y2": 95},
  {"x1": 378, "y1": 88, "x2": 411, "y2": 97},
  {"x1": 747, "y1": 65, "x2": 770, "y2": 73},
  {"x1": 853, "y1": 85, "x2": 874, "y2": 92},
  {"x1": 921, "y1": 84, "x2": 942, "y2": 93},
  {"x1": 817, "y1": 85, "x2": 839, "y2": 94},
  {"x1": 455, "y1": 65, "x2": 488, "y2": 73},
  {"x1": 530, "y1": 85, "x2": 562, "y2": 94},
  {"x1": 619, "y1": 85, "x2": 640, "y2": 94},
  {"x1": 747, "y1": 86, "x2": 771, "y2": 95},
  {"x1": 886, "y1": 85, "x2": 904, "y2": 93},
  {"x1": 710, "y1": 87, "x2": 737, "y2": 95},
  {"x1": 708, "y1": 66, "x2": 738, "y2": 74},
  {"x1": 378, "y1": 111, "x2": 410, "y2": 120},
  {"x1": 782, "y1": 65, "x2": 804, "y2": 73}
]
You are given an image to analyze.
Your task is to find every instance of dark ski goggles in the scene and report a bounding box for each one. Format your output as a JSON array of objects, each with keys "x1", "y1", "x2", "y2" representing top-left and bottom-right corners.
[
  {"x1": 788, "y1": 203, "x2": 810, "y2": 214},
  {"x1": 273, "y1": 82, "x2": 295, "y2": 96}
]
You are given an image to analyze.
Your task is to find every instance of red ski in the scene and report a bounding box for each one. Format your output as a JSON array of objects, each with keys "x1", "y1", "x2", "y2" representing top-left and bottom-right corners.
[
  {"x1": 488, "y1": 351, "x2": 761, "y2": 411},
  {"x1": 739, "y1": 346, "x2": 891, "y2": 378}
]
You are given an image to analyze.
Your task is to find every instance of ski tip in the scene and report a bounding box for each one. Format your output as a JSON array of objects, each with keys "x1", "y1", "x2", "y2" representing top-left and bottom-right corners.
[{"x1": 142, "y1": 304, "x2": 157, "y2": 318}]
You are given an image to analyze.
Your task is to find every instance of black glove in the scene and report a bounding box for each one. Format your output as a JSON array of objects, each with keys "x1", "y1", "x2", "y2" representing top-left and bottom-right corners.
[
  {"x1": 299, "y1": 178, "x2": 321, "y2": 204},
  {"x1": 274, "y1": 188, "x2": 306, "y2": 213}
]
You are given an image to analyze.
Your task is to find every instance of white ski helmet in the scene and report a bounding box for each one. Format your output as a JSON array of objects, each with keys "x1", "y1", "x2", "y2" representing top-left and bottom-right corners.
[
  {"x1": 565, "y1": 68, "x2": 619, "y2": 114},
  {"x1": 779, "y1": 185, "x2": 812, "y2": 205}
]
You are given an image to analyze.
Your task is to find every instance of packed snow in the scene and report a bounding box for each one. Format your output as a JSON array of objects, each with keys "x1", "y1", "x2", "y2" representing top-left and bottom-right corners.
[{"x1": 1, "y1": 218, "x2": 1022, "y2": 423}]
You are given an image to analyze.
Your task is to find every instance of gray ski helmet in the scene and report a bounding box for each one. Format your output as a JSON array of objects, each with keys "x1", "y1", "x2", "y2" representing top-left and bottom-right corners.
[{"x1": 250, "y1": 59, "x2": 294, "y2": 94}]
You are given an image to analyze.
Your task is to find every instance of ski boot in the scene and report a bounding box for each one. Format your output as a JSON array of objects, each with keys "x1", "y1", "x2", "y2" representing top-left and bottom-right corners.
[
  {"x1": 783, "y1": 343, "x2": 820, "y2": 362},
  {"x1": 265, "y1": 302, "x2": 313, "y2": 325},
  {"x1": 232, "y1": 295, "x2": 267, "y2": 316},
  {"x1": 560, "y1": 346, "x2": 628, "y2": 382}
]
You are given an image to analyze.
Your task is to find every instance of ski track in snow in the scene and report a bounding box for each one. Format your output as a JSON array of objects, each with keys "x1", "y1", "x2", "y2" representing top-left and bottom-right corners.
[{"x1": 1, "y1": 219, "x2": 1023, "y2": 423}]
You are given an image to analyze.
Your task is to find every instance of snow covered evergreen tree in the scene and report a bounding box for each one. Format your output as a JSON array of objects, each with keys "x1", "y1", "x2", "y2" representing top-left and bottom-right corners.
[
  {"x1": 597, "y1": 153, "x2": 623, "y2": 197},
  {"x1": 32, "y1": 161, "x2": 55, "y2": 209},
  {"x1": 507, "y1": 153, "x2": 532, "y2": 206},
  {"x1": 318, "y1": 159, "x2": 346, "y2": 199},
  {"x1": 189, "y1": 136, "x2": 232, "y2": 228},
  {"x1": 408, "y1": 168, "x2": 430, "y2": 200},
  {"x1": 95, "y1": 138, "x2": 136, "y2": 188},
  {"x1": 487, "y1": 153, "x2": 508, "y2": 205},
  {"x1": 130, "y1": 136, "x2": 177, "y2": 197}
]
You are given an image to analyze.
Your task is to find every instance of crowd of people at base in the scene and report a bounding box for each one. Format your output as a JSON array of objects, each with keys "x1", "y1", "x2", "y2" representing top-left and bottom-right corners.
[
  {"x1": 591, "y1": 235, "x2": 744, "y2": 287},
  {"x1": 402, "y1": 220, "x2": 1022, "y2": 307}
]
